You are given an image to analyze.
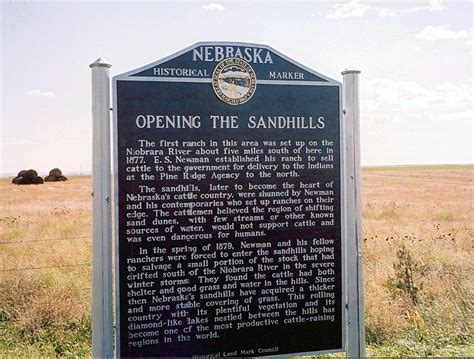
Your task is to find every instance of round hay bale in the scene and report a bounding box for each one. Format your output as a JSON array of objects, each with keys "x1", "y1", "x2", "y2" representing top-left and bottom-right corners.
[
  {"x1": 56, "y1": 176, "x2": 68, "y2": 182},
  {"x1": 17, "y1": 170, "x2": 27, "y2": 177},
  {"x1": 49, "y1": 168, "x2": 62, "y2": 177},
  {"x1": 24, "y1": 177, "x2": 35, "y2": 185},
  {"x1": 44, "y1": 175, "x2": 57, "y2": 182},
  {"x1": 12, "y1": 176, "x2": 24, "y2": 185},
  {"x1": 31, "y1": 176, "x2": 44, "y2": 184},
  {"x1": 23, "y1": 169, "x2": 38, "y2": 179}
]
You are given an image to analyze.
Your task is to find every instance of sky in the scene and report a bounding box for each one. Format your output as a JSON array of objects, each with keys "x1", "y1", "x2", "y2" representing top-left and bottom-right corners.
[{"x1": 1, "y1": 0, "x2": 473, "y2": 174}]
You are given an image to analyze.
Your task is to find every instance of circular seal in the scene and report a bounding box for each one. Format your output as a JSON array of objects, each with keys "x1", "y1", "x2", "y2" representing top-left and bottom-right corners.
[{"x1": 212, "y1": 58, "x2": 257, "y2": 105}]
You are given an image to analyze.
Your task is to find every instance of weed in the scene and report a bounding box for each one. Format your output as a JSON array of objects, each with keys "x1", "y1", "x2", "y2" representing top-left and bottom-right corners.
[{"x1": 386, "y1": 241, "x2": 426, "y2": 306}]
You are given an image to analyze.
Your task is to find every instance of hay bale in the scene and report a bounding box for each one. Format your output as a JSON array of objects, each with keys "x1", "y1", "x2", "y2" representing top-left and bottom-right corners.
[
  {"x1": 49, "y1": 168, "x2": 62, "y2": 177},
  {"x1": 23, "y1": 169, "x2": 38, "y2": 179},
  {"x1": 12, "y1": 172, "x2": 43, "y2": 185},
  {"x1": 22, "y1": 177, "x2": 34, "y2": 185},
  {"x1": 17, "y1": 170, "x2": 27, "y2": 177},
  {"x1": 44, "y1": 175, "x2": 57, "y2": 182},
  {"x1": 31, "y1": 176, "x2": 44, "y2": 185},
  {"x1": 12, "y1": 176, "x2": 24, "y2": 185},
  {"x1": 56, "y1": 176, "x2": 68, "y2": 182}
]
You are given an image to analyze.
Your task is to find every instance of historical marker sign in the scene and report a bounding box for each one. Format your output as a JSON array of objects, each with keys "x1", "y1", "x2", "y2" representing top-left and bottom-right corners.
[{"x1": 113, "y1": 42, "x2": 344, "y2": 357}]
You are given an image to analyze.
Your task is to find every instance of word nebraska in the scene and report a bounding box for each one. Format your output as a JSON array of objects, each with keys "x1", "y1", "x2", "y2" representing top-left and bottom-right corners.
[{"x1": 192, "y1": 46, "x2": 273, "y2": 64}]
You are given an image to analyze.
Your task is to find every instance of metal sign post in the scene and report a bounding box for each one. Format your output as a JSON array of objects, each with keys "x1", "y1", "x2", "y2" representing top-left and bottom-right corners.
[
  {"x1": 342, "y1": 70, "x2": 365, "y2": 357},
  {"x1": 90, "y1": 58, "x2": 114, "y2": 358}
]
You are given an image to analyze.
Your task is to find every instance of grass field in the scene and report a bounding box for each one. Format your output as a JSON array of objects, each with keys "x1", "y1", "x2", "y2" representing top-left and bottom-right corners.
[
  {"x1": 361, "y1": 167, "x2": 473, "y2": 356},
  {"x1": 0, "y1": 167, "x2": 473, "y2": 357}
]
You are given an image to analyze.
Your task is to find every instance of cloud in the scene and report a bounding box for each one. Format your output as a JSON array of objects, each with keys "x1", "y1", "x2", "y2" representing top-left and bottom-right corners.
[
  {"x1": 361, "y1": 78, "x2": 473, "y2": 125},
  {"x1": 426, "y1": 0, "x2": 444, "y2": 11},
  {"x1": 465, "y1": 37, "x2": 473, "y2": 48},
  {"x1": 5, "y1": 138, "x2": 35, "y2": 146},
  {"x1": 416, "y1": 25, "x2": 473, "y2": 47},
  {"x1": 25, "y1": 89, "x2": 56, "y2": 97},
  {"x1": 202, "y1": 3, "x2": 224, "y2": 11},
  {"x1": 376, "y1": 0, "x2": 445, "y2": 16},
  {"x1": 360, "y1": 77, "x2": 473, "y2": 165},
  {"x1": 327, "y1": 0, "x2": 445, "y2": 19},
  {"x1": 327, "y1": 0, "x2": 369, "y2": 19}
]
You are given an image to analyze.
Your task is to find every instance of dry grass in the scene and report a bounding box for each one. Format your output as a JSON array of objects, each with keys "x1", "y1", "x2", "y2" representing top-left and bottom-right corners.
[
  {"x1": 0, "y1": 177, "x2": 92, "y2": 327},
  {"x1": 362, "y1": 168, "x2": 473, "y2": 351},
  {"x1": 0, "y1": 168, "x2": 473, "y2": 356}
]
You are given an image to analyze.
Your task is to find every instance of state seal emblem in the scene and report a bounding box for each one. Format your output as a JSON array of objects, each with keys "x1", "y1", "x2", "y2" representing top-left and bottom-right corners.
[{"x1": 212, "y1": 58, "x2": 257, "y2": 105}]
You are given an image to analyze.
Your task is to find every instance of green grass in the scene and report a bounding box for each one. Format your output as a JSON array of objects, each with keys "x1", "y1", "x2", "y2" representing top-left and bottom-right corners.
[
  {"x1": 0, "y1": 317, "x2": 92, "y2": 358},
  {"x1": 366, "y1": 330, "x2": 474, "y2": 357},
  {"x1": 1, "y1": 315, "x2": 472, "y2": 357}
]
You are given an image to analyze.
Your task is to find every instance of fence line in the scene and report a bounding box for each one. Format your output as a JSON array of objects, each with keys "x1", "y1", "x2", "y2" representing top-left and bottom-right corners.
[
  {"x1": 1, "y1": 263, "x2": 91, "y2": 272},
  {"x1": 0, "y1": 236, "x2": 92, "y2": 244}
]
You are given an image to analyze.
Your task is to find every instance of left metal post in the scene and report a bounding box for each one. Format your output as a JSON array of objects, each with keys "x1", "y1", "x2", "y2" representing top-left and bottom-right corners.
[{"x1": 90, "y1": 58, "x2": 114, "y2": 358}]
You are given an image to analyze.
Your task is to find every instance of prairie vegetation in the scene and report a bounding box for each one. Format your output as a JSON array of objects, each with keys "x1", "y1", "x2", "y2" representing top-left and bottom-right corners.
[
  {"x1": 0, "y1": 168, "x2": 473, "y2": 357},
  {"x1": 0, "y1": 177, "x2": 92, "y2": 356},
  {"x1": 362, "y1": 168, "x2": 473, "y2": 356}
]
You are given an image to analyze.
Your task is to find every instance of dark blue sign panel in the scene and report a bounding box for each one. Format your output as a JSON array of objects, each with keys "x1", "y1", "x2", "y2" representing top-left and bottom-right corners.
[{"x1": 113, "y1": 42, "x2": 343, "y2": 358}]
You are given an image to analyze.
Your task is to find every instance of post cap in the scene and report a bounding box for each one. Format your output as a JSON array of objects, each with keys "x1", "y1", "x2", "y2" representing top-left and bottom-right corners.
[
  {"x1": 341, "y1": 69, "x2": 361, "y2": 75},
  {"x1": 90, "y1": 58, "x2": 112, "y2": 68}
]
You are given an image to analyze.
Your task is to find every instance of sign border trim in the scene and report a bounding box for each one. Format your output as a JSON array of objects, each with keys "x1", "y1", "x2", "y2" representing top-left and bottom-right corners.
[{"x1": 112, "y1": 44, "x2": 347, "y2": 358}]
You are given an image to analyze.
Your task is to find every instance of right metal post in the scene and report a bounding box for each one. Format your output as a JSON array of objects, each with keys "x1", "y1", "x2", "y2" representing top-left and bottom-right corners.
[{"x1": 342, "y1": 69, "x2": 365, "y2": 358}]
